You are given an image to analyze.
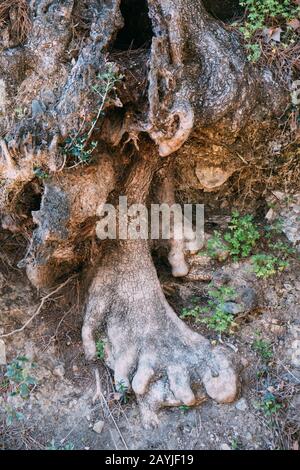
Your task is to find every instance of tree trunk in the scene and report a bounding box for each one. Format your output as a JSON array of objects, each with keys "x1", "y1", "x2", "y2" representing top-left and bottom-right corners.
[{"x1": 0, "y1": 0, "x2": 291, "y2": 426}]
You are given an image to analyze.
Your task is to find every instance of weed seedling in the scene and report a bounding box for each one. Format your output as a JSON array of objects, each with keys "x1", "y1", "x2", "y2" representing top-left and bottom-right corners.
[
  {"x1": 180, "y1": 305, "x2": 204, "y2": 321},
  {"x1": 239, "y1": 0, "x2": 300, "y2": 62},
  {"x1": 179, "y1": 405, "x2": 190, "y2": 413},
  {"x1": 3, "y1": 355, "x2": 38, "y2": 426},
  {"x1": 224, "y1": 211, "x2": 260, "y2": 259},
  {"x1": 181, "y1": 284, "x2": 238, "y2": 334},
  {"x1": 47, "y1": 439, "x2": 75, "y2": 450},
  {"x1": 96, "y1": 340, "x2": 105, "y2": 360},
  {"x1": 251, "y1": 254, "x2": 288, "y2": 278},
  {"x1": 252, "y1": 333, "x2": 273, "y2": 362},
  {"x1": 259, "y1": 392, "x2": 282, "y2": 416},
  {"x1": 5, "y1": 356, "x2": 37, "y2": 399},
  {"x1": 116, "y1": 380, "x2": 129, "y2": 404},
  {"x1": 62, "y1": 64, "x2": 123, "y2": 168},
  {"x1": 33, "y1": 166, "x2": 49, "y2": 180},
  {"x1": 205, "y1": 231, "x2": 228, "y2": 259}
]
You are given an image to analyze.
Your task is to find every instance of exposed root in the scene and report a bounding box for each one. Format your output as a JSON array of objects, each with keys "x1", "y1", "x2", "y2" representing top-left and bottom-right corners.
[
  {"x1": 92, "y1": 367, "x2": 102, "y2": 404},
  {"x1": 83, "y1": 241, "x2": 239, "y2": 427}
]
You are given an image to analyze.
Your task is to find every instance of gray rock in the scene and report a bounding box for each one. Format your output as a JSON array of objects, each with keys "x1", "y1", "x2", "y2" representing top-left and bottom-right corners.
[
  {"x1": 235, "y1": 398, "x2": 248, "y2": 411},
  {"x1": 196, "y1": 164, "x2": 235, "y2": 192},
  {"x1": 93, "y1": 420, "x2": 104, "y2": 434},
  {"x1": 223, "y1": 302, "x2": 244, "y2": 315},
  {"x1": 221, "y1": 286, "x2": 257, "y2": 316},
  {"x1": 278, "y1": 194, "x2": 300, "y2": 251},
  {"x1": 237, "y1": 287, "x2": 257, "y2": 313},
  {"x1": 40, "y1": 89, "x2": 55, "y2": 106},
  {"x1": 220, "y1": 443, "x2": 231, "y2": 450},
  {"x1": 31, "y1": 100, "x2": 45, "y2": 118},
  {"x1": 53, "y1": 364, "x2": 65, "y2": 379}
]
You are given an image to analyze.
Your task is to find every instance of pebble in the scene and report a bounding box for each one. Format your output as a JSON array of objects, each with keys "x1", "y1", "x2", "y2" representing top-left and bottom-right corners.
[
  {"x1": 223, "y1": 302, "x2": 244, "y2": 315},
  {"x1": 93, "y1": 420, "x2": 104, "y2": 434},
  {"x1": 53, "y1": 364, "x2": 65, "y2": 378},
  {"x1": 31, "y1": 100, "x2": 45, "y2": 117},
  {"x1": 220, "y1": 443, "x2": 231, "y2": 450},
  {"x1": 235, "y1": 398, "x2": 248, "y2": 411}
]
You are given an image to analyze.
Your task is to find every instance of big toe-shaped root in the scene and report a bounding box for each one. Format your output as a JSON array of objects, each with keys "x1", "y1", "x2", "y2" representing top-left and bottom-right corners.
[{"x1": 201, "y1": 347, "x2": 239, "y2": 404}]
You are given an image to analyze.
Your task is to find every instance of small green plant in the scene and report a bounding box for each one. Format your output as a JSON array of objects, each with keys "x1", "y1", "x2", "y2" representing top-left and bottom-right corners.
[
  {"x1": 62, "y1": 136, "x2": 97, "y2": 165},
  {"x1": 200, "y1": 305, "x2": 235, "y2": 334},
  {"x1": 3, "y1": 356, "x2": 38, "y2": 426},
  {"x1": 5, "y1": 356, "x2": 37, "y2": 400},
  {"x1": 245, "y1": 43, "x2": 262, "y2": 62},
  {"x1": 180, "y1": 305, "x2": 203, "y2": 321},
  {"x1": 251, "y1": 253, "x2": 288, "y2": 278},
  {"x1": 264, "y1": 218, "x2": 284, "y2": 238},
  {"x1": 96, "y1": 340, "x2": 105, "y2": 360},
  {"x1": 47, "y1": 439, "x2": 75, "y2": 450},
  {"x1": 33, "y1": 166, "x2": 49, "y2": 180},
  {"x1": 224, "y1": 211, "x2": 260, "y2": 259},
  {"x1": 239, "y1": 0, "x2": 300, "y2": 61},
  {"x1": 208, "y1": 285, "x2": 237, "y2": 304},
  {"x1": 4, "y1": 405, "x2": 25, "y2": 426},
  {"x1": 252, "y1": 333, "x2": 273, "y2": 362},
  {"x1": 62, "y1": 63, "x2": 123, "y2": 168},
  {"x1": 116, "y1": 380, "x2": 129, "y2": 404},
  {"x1": 181, "y1": 285, "x2": 238, "y2": 334},
  {"x1": 240, "y1": 0, "x2": 299, "y2": 38},
  {"x1": 259, "y1": 392, "x2": 282, "y2": 416},
  {"x1": 268, "y1": 241, "x2": 296, "y2": 257},
  {"x1": 205, "y1": 231, "x2": 228, "y2": 258},
  {"x1": 179, "y1": 405, "x2": 190, "y2": 413},
  {"x1": 230, "y1": 438, "x2": 241, "y2": 450},
  {"x1": 200, "y1": 285, "x2": 238, "y2": 334}
]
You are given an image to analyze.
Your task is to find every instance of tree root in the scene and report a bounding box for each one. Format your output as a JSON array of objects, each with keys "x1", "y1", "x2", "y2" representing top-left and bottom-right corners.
[{"x1": 83, "y1": 240, "x2": 239, "y2": 428}]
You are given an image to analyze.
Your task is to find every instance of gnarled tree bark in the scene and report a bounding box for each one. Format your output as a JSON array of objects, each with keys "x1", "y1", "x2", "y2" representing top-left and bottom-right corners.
[{"x1": 0, "y1": 0, "x2": 290, "y2": 426}]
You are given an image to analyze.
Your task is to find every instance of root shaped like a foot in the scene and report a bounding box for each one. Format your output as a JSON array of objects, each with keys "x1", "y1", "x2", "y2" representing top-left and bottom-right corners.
[{"x1": 83, "y1": 241, "x2": 239, "y2": 427}]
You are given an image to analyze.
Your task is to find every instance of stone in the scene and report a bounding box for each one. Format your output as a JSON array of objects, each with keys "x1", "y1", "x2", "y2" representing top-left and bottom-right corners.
[
  {"x1": 279, "y1": 193, "x2": 300, "y2": 250},
  {"x1": 40, "y1": 89, "x2": 55, "y2": 106},
  {"x1": 222, "y1": 287, "x2": 257, "y2": 316},
  {"x1": 195, "y1": 164, "x2": 234, "y2": 192},
  {"x1": 235, "y1": 398, "x2": 248, "y2": 411},
  {"x1": 265, "y1": 208, "x2": 276, "y2": 222},
  {"x1": 31, "y1": 99, "x2": 45, "y2": 118},
  {"x1": 53, "y1": 364, "x2": 65, "y2": 378},
  {"x1": 272, "y1": 191, "x2": 285, "y2": 200},
  {"x1": 0, "y1": 339, "x2": 6, "y2": 365},
  {"x1": 220, "y1": 443, "x2": 231, "y2": 450},
  {"x1": 223, "y1": 302, "x2": 244, "y2": 315},
  {"x1": 93, "y1": 420, "x2": 104, "y2": 434},
  {"x1": 237, "y1": 287, "x2": 257, "y2": 313}
]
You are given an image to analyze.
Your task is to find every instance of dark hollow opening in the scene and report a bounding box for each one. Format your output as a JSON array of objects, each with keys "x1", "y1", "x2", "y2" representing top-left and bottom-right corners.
[
  {"x1": 202, "y1": 0, "x2": 244, "y2": 23},
  {"x1": 114, "y1": 0, "x2": 154, "y2": 50}
]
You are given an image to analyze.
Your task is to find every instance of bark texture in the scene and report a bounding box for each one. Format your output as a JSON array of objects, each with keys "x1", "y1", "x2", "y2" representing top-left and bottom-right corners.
[{"x1": 0, "y1": 0, "x2": 290, "y2": 425}]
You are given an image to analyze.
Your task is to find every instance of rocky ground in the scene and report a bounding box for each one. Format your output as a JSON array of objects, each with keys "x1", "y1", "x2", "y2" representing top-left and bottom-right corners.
[{"x1": 0, "y1": 194, "x2": 299, "y2": 451}]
